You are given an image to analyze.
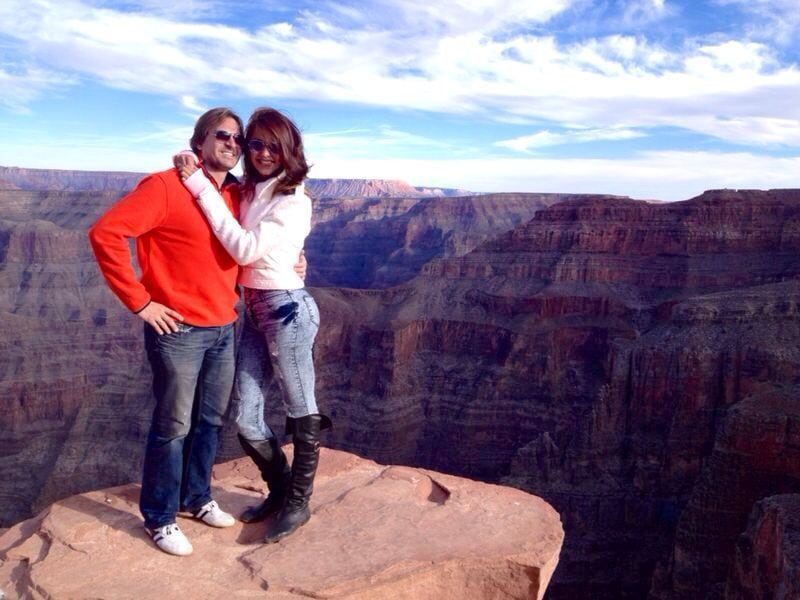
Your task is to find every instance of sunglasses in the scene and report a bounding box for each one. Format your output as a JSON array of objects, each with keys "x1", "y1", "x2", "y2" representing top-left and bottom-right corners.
[
  {"x1": 213, "y1": 129, "x2": 244, "y2": 146},
  {"x1": 247, "y1": 139, "x2": 281, "y2": 155}
]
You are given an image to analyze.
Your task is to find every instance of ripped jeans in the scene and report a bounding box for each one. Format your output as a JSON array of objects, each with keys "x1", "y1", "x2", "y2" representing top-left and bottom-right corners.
[{"x1": 235, "y1": 288, "x2": 320, "y2": 442}]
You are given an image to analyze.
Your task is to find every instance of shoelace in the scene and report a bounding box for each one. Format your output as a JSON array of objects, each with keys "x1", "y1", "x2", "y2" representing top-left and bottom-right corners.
[
  {"x1": 152, "y1": 523, "x2": 181, "y2": 542},
  {"x1": 194, "y1": 501, "x2": 218, "y2": 519}
]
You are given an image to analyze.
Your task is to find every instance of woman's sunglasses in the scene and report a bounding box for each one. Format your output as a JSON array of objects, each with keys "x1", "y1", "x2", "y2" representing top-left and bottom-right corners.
[{"x1": 247, "y1": 139, "x2": 281, "y2": 155}]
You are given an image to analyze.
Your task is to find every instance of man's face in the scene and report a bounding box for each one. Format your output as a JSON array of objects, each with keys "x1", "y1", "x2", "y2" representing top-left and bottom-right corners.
[{"x1": 199, "y1": 116, "x2": 242, "y2": 173}]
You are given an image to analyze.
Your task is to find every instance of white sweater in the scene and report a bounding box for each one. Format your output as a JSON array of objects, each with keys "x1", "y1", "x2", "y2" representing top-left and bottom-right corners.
[{"x1": 185, "y1": 170, "x2": 310, "y2": 290}]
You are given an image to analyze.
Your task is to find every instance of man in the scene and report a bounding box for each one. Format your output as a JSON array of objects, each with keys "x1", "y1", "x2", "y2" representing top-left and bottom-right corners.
[{"x1": 90, "y1": 107, "x2": 247, "y2": 556}]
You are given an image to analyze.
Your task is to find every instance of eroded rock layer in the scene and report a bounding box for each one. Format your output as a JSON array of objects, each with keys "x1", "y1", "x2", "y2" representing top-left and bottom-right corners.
[
  {"x1": 724, "y1": 494, "x2": 800, "y2": 600},
  {"x1": 0, "y1": 190, "x2": 151, "y2": 526},
  {"x1": 306, "y1": 193, "x2": 577, "y2": 288},
  {"x1": 304, "y1": 190, "x2": 800, "y2": 598}
]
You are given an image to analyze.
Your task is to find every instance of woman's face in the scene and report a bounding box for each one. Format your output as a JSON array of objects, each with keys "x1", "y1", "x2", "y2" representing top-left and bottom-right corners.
[{"x1": 247, "y1": 125, "x2": 282, "y2": 179}]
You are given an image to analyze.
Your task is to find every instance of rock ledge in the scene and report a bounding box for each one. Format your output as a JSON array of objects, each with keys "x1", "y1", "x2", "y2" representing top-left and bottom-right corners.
[{"x1": 0, "y1": 448, "x2": 562, "y2": 599}]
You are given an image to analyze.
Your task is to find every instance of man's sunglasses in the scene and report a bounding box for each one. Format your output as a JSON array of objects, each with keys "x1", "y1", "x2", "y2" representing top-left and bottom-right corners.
[
  {"x1": 247, "y1": 139, "x2": 281, "y2": 155},
  {"x1": 214, "y1": 129, "x2": 244, "y2": 146}
]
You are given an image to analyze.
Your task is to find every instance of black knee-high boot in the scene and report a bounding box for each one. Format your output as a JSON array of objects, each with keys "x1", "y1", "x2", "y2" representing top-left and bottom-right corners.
[
  {"x1": 237, "y1": 434, "x2": 291, "y2": 523},
  {"x1": 264, "y1": 414, "x2": 331, "y2": 543}
]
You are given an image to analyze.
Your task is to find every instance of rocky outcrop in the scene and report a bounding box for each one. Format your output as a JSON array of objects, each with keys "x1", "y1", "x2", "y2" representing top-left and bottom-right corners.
[
  {"x1": 424, "y1": 190, "x2": 800, "y2": 300},
  {"x1": 724, "y1": 494, "x2": 800, "y2": 599},
  {"x1": 0, "y1": 449, "x2": 563, "y2": 600}
]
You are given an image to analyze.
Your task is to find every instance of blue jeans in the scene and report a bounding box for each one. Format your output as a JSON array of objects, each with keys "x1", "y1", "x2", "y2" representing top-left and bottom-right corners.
[
  {"x1": 140, "y1": 322, "x2": 235, "y2": 529},
  {"x1": 236, "y1": 288, "x2": 319, "y2": 441}
]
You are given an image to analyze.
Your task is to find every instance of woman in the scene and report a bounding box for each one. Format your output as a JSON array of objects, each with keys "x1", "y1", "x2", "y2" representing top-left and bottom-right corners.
[{"x1": 177, "y1": 107, "x2": 330, "y2": 543}]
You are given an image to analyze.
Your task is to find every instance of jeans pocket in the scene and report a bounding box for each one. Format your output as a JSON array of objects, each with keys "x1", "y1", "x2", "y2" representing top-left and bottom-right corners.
[
  {"x1": 152, "y1": 323, "x2": 194, "y2": 346},
  {"x1": 302, "y1": 294, "x2": 320, "y2": 327},
  {"x1": 269, "y1": 301, "x2": 299, "y2": 325},
  {"x1": 175, "y1": 323, "x2": 194, "y2": 334}
]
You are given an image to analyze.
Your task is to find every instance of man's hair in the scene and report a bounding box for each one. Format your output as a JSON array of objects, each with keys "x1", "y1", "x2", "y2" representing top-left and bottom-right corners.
[
  {"x1": 190, "y1": 107, "x2": 244, "y2": 155},
  {"x1": 242, "y1": 107, "x2": 309, "y2": 198}
]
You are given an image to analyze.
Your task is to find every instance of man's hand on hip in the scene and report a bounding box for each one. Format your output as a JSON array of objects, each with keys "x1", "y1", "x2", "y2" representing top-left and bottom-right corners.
[{"x1": 137, "y1": 302, "x2": 185, "y2": 335}]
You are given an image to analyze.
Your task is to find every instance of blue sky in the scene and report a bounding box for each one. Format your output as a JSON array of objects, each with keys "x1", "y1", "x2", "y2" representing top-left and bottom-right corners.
[{"x1": 0, "y1": 0, "x2": 799, "y2": 200}]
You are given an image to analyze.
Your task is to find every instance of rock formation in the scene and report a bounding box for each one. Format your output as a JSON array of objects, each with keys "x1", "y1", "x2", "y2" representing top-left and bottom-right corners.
[
  {"x1": 0, "y1": 189, "x2": 151, "y2": 527},
  {"x1": 2, "y1": 177, "x2": 800, "y2": 599},
  {"x1": 0, "y1": 185, "x2": 569, "y2": 524},
  {"x1": 724, "y1": 494, "x2": 800, "y2": 599},
  {"x1": 306, "y1": 193, "x2": 580, "y2": 288},
  {"x1": 0, "y1": 449, "x2": 563, "y2": 600},
  {"x1": 305, "y1": 190, "x2": 800, "y2": 598}
]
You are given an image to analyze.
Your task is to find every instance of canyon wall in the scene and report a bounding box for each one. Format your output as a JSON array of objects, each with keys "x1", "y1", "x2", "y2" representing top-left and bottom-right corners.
[
  {"x1": 0, "y1": 185, "x2": 557, "y2": 524},
  {"x1": 1, "y1": 182, "x2": 799, "y2": 598},
  {"x1": 307, "y1": 193, "x2": 582, "y2": 287},
  {"x1": 0, "y1": 190, "x2": 151, "y2": 526},
  {"x1": 300, "y1": 191, "x2": 800, "y2": 598}
]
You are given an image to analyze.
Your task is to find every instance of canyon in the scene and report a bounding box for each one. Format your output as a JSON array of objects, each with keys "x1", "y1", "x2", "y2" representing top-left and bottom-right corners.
[{"x1": 0, "y1": 167, "x2": 799, "y2": 598}]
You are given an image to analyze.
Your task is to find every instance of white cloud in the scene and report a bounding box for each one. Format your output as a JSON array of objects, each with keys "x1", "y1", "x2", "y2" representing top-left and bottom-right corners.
[
  {"x1": 180, "y1": 95, "x2": 206, "y2": 115},
  {"x1": 301, "y1": 0, "x2": 573, "y2": 35},
  {"x1": 1, "y1": 0, "x2": 799, "y2": 147},
  {"x1": 713, "y1": 0, "x2": 800, "y2": 45},
  {"x1": 304, "y1": 126, "x2": 458, "y2": 158},
  {"x1": 0, "y1": 66, "x2": 76, "y2": 112},
  {"x1": 308, "y1": 151, "x2": 800, "y2": 201},
  {"x1": 620, "y1": 0, "x2": 674, "y2": 28},
  {"x1": 495, "y1": 127, "x2": 645, "y2": 152},
  {"x1": 676, "y1": 116, "x2": 800, "y2": 146}
]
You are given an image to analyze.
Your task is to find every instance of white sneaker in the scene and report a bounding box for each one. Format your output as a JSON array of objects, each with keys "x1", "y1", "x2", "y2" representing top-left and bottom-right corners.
[
  {"x1": 192, "y1": 500, "x2": 235, "y2": 528},
  {"x1": 147, "y1": 523, "x2": 193, "y2": 556}
]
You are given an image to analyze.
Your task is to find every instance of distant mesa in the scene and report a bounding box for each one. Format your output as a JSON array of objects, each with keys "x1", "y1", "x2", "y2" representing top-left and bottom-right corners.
[
  {"x1": 0, "y1": 166, "x2": 144, "y2": 193},
  {"x1": 0, "y1": 165, "x2": 471, "y2": 198},
  {"x1": 308, "y1": 178, "x2": 472, "y2": 198}
]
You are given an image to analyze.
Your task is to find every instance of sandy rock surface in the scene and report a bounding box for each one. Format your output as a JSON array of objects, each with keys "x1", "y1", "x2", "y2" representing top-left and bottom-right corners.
[{"x1": 0, "y1": 448, "x2": 562, "y2": 599}]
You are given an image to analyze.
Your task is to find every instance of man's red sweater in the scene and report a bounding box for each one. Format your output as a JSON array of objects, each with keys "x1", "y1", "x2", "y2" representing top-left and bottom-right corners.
[{"x1": 89, "y1": 168, "x2": 240, "y2": 327}]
